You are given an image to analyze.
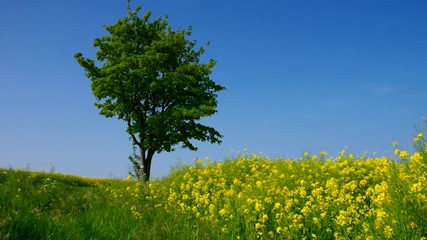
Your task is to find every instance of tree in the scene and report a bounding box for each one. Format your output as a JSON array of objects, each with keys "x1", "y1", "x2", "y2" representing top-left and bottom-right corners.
[{"x1": 74, "y1": 4, "x2": 224, "y2": 181}]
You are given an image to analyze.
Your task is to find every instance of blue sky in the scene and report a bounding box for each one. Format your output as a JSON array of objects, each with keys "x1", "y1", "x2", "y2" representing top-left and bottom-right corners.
[{"x1": 1, "y1": 0, "x2": 426, "y2": 179}]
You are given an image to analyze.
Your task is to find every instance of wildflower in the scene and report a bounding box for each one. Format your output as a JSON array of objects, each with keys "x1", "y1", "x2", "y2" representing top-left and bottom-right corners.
[
  {"x1": 375, "y1": 209, "x2": 388, "y2": 227},
  {"x1": 313, "y1": 217, "x2": 320, "y2": 226},
  {"x1": 226, "y1": 189, "x2": 235, "y2": 197},
  {"x1": 260, "y1": 214, "x2": 268, "y2": 223},
  {"x1": 219, "y1": 208, "x2": 227, "y2": 216},
  {"x1": 335, "y1": 210, "x2": 351, "y2": 227},
  {"x1": 273, "y1": 202, "x2": 281, "y2": 210},
  {"x1": 384, "y1": 225, "x2": 394, "y2": 238},
  {"x1": 301, "y1": 206, "x2": 311, "y2": 216},
  {"x1": 208, "y1": 204, "x2": 215, "y2": 214},
  {"x1": 356, "y1": 195, "x2": 364, "y2": 203},
  {"x1": 410, "y1": 152, "x2": 423, "y2": 164},
  {"x1": 255, "y1": 201, "x2": 263, "y2": 212},
  {"x1": 359, "y1": 179, "x2": 368, "y2": 187},
  {"x1": 394, "y1": 149, "x2": 400, "y2": 156},
  {"x1": 196, "y1": 159, "x2": 204, "y2": 166},
  {"x1": 362, "y1": 222, "x2": 370, "y2": 233},
  {"x1": 276, "y1": 226, "x2": 283, "y2": 234},
  {"x1": 410, "y1": 182, "x2": 423, "y2": 193},
  {"x1": 399, "y1": 150, "x2": 410, "y2": 159},
  {"x1": 233, "y1": 178, "x2": 241, "y2": 185},
  {"x1": 237, "y1": 192, "x2": 244, "y2": 199}
]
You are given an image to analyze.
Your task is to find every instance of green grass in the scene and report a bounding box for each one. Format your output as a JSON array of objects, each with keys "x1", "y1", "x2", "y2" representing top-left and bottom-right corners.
[
  {"x1": 1, "y1": 171, "x2": 135, "y2": 239},
  {"x1": 0, "y1": 170, "x2": 216, "y2": 240}
]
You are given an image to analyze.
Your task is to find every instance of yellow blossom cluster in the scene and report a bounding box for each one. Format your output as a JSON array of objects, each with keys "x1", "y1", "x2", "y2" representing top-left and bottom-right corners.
[{"x1": 103, "y1": 134, "x2": 427, "y2": 239}]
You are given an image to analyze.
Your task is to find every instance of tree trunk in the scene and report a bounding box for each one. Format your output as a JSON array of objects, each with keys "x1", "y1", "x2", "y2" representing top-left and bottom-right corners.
[{"x1": 140, "y1": 147, "x2": 155, "y2": 182}]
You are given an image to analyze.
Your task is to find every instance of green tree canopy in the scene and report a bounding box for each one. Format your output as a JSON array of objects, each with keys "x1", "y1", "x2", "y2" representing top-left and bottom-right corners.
[{"x1": 75, "y1": 5, "x2": 224, "y2": 181}]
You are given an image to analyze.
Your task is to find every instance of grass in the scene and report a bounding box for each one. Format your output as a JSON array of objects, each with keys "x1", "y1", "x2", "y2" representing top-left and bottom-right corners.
[
  {"x1": 1, "y1": 133, "x2": 427, "y2": 239},
  {"x1": 0, "y1": 169, "x2": 211, "y2": 239}
]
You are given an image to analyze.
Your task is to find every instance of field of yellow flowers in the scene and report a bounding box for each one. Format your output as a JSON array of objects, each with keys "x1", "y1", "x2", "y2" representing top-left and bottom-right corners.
[
  {"x1": 104, "y1": 133, "x2": 427, "y2": 239},
  {"x1": 1, "y1": 133, "x2": 426, "y2": 239}
]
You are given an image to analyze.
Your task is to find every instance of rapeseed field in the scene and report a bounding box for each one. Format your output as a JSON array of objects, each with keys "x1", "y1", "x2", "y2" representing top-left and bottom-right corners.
[
  {"x1": 2, "y1": 132, "x2": 427, "y2": 239},
  {"x1": 105, "y1": 133, "x2": 427, "y2": 239}
]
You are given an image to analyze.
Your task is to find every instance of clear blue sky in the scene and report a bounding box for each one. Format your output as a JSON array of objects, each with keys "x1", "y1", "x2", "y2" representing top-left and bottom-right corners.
[{"x1": 1, "y1": 0, "x2": 426, "y2": 179}]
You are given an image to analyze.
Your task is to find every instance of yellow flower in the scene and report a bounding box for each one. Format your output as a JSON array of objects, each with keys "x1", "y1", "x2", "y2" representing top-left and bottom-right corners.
[
  {"x1": 335, "y1": 210, "x2": 351, "y2": 227},
  {"x1": 362, "y1": 222, "x2": 370, "y2": 233},
  {"x1": 394, "y1": 149, "x2": 400, "y2": 156},
  {"x1": 384, "y1": 225, "x2": 394, "y2": 239},
  {"x1": 313, "y1": 217, "x2": 320, "y2": 226},
  {"x1": 260, "y1": 214, "x2": 268, "y2": 223},
  {"x1": 219, "y1": 208, "x2": 227, "y2": 216},
  {"x1": 410, "y1": 182, "x2": 423, "y2": 193},
  {"x1": 399, "y1": 150, "x2": 410, "y2": 159},
  {"x1": 255, "y1": 201, "x2": 263, "y2": 212},
  {"x1": 410, "y1": 152, "x2": 423, "y2": 164},
  {"x1": 276, "y1": 226, "x2": 283, "y2": 234},
  {"x1": 301, "y1": 206, "x2": 311, "y2": 216}
]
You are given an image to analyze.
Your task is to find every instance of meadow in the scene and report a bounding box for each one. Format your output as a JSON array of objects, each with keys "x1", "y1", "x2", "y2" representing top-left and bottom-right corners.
[{"x1": 1, "y1": 133, "x2": 426, "y2": 239}]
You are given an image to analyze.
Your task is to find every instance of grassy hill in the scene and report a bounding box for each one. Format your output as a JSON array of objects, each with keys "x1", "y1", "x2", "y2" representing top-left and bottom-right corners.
[{"x1": 1, "y1": 138, "x2": 427, "y2": 239}]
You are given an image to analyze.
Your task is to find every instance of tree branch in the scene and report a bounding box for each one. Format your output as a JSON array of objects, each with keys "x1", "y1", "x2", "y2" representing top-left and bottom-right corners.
[{"x1": 127, "y1": 119, "x2": 141, "y2": 147}]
